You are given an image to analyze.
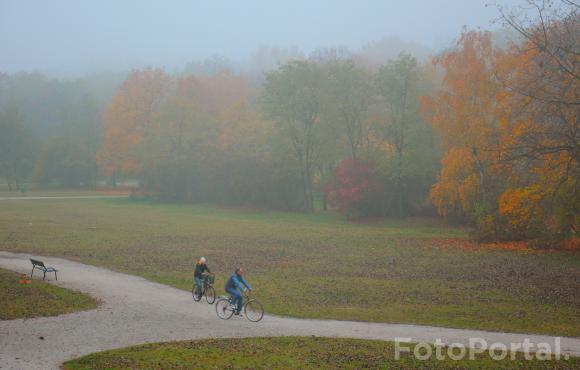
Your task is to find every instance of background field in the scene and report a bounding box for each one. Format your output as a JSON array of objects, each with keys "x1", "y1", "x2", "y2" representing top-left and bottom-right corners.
[
  {"x1": 0, "y1": 267, "x2": 97, "y2": 319},
  {"x1": 0, "y1": 189, "x2": 129, "y2": 198},
  {"x1": 1, "y1": 197, "x2": 579, "y2": 336},
  {"x1": 63, "y1": 337, "x2": 580, "y2": 370}
]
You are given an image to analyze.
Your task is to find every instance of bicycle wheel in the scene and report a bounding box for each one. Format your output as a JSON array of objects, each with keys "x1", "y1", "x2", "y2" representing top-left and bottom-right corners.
[
  {"x1": 244, "y1": 299, "x2": 264, "y2": 322},
  {"x1": 216, "y1": 298, "x2": 234, "y2": 320},
  {"x1": 192, "y1": 285, "x2": 201, "y2": 302},
  {"x1": 205, "y1": 286, "x2": 216, "y2": 304}
]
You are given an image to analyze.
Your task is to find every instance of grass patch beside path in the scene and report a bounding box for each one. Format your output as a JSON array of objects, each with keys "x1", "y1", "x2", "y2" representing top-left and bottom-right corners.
[
  {"x1": 63, "y1": 337, "x2": 580, "y2": 370},
  {"x1": 1, "y1": 198, "x2": 579, "y2": 336},
  {"x1": 0, "y1": 268, "x2": 97, "y2": 319}
]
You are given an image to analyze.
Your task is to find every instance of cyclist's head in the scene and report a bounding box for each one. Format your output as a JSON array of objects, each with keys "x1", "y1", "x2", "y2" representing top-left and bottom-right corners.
[
  {"x1": 235, "y1": 266, "x2": 244, "y2": 276},
  {"x1": 199, "y1": 257, "x2": 207, "y2": 265}
]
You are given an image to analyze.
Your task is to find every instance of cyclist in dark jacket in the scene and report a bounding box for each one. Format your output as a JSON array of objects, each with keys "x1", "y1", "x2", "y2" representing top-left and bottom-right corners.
[
  {"x1": 193, "y1": 257, "x2": 211, "y2": 297},
  {"x1": 225, "y1": 267, "x2": 251, "y2": 315}
]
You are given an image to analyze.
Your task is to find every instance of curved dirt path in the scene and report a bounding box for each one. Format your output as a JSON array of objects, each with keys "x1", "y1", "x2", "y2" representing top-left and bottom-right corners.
[{"x1": 1, "y1": 251, "x2": 579, "y2": 369}]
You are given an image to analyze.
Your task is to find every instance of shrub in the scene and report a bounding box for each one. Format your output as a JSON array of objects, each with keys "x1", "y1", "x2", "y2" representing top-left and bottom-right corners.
[{"x1": 325, "y1": 158, "x2": 384, "y2": 218}]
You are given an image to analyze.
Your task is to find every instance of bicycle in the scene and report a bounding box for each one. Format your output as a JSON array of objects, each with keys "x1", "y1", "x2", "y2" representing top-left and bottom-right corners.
[
  {"x1": 215, "y1": 290, "x2": 264, "y2": 322},
  {"x1": 192, "y1": 274, "x2": 216, "y2": 304}
]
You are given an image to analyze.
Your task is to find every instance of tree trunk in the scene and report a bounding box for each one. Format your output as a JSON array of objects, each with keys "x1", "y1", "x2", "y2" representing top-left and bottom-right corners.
[
  {"x1": 397, "y1": 147, "x2": 404, "y2": 218},
  {"x1": 304, "y1": 165, "x2": 314, "y2": 212},
  {"x1": 299, "y1": 165, "x2": 310, "y2": 212}
]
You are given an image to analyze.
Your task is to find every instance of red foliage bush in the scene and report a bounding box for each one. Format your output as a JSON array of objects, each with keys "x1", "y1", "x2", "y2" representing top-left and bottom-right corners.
[{"x1": 325, "y1": 158, "x2": 384, "y2": 218}]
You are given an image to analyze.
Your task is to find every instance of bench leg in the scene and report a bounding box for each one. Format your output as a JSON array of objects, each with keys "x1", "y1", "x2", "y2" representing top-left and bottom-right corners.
[
  {"x1": 43, "y1": 270, "x2": 46, "y2": 280},
  {"x1": 31, "y1": 267, "x2": 35, "y2": 279},
  {"x1": 54, "y1": 271, "x2": 58, "y2": 281}
]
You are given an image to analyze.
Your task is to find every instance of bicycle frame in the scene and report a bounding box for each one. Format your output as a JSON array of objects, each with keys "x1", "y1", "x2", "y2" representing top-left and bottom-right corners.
[
  {"x1": 196, "y1": 274, "x2": 214, "y2": 292},
  {"x1": 193, "y1": 274, "x2": 216, "y2": 304}
]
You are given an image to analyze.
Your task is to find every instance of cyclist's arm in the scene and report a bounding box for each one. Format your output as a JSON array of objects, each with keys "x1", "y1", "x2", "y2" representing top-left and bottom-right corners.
[{"x1": 240, "y1": 276, "x2": 252, "y2": 291}]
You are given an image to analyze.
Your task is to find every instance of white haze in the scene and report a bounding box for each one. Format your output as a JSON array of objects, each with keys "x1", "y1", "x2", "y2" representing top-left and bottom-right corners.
[{"x1": 0, "y1": 0, "x2": 522, "y2": 77}]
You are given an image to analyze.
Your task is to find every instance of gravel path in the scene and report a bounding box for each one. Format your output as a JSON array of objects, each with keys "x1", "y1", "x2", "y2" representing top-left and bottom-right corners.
[{"x1": 1, "y1": 251, "x2": 578, "y2": 369}]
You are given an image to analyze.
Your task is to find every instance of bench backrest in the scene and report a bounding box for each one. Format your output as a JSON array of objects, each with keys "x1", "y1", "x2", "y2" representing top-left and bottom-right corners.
[{"x1": 30, "y1": 259, "x2": 45, "y2": 268}]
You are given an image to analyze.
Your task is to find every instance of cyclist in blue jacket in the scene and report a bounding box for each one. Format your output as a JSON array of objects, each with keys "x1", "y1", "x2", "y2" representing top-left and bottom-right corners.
[{"x1": 225, "y1": 267, "x2": 251, "y2": 315}]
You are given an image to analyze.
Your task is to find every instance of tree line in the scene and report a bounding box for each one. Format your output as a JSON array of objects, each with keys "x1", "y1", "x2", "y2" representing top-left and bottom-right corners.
[
  {"x1": 0, "y1": 73, "x2": 105, "y2": 189},
  {"x1": 95, "y1": 54, "x2": 437, "y2": 217},
  {"x1": 0, "y1": 0, "x2": 577, "y2": 242}
]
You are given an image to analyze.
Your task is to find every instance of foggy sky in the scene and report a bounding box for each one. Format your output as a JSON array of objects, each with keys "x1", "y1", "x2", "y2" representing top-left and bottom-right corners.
[{"x1": 0, "y1": 0, "x2": 521, "y2": 76}]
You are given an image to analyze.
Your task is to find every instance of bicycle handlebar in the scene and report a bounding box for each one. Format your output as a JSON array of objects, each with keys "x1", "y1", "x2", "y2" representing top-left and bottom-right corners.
[{"x1": 242, "y1": 290, "x2": 254, "y2": 298}]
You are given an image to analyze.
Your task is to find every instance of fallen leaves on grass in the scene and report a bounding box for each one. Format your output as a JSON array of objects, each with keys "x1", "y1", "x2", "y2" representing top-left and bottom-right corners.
[{"x1": 429, "y1": 237, "x2": 580, "y2": 254}]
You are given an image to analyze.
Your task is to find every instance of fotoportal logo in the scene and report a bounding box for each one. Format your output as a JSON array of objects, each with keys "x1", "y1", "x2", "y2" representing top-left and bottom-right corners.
[{"x1": 394, "y1": 337, "x2": 570, "y2": 361}]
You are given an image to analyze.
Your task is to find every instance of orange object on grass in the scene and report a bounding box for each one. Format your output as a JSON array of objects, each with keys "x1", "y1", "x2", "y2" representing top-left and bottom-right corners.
[{"x1": 19, "y1": 274, "x2": 31, "y2": 284}]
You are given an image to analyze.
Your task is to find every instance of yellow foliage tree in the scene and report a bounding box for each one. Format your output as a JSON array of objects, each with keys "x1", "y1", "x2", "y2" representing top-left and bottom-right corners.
[
  {"x1": 97, "y1": 68, "x2": 170, "y2": 178},
  {"x1": 421, "y1": 30, "x2": 504, "y2": 223}
]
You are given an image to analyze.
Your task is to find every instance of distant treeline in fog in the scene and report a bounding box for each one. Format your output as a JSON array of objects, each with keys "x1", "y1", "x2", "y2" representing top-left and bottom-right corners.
[{"x1": 0, "y1": 2, "x2": 577, "y2": 242}]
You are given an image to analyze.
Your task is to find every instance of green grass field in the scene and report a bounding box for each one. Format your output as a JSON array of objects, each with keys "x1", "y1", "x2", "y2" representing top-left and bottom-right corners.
[
  {"x1": 62, "y1": 337, "x2": 580, "y2": 369},
  {"x1": 0, "y1": 189, "x2": 128, "y2": 198},
  {"x1": 0, "y1": 267, "x2": 97, "y2": 319},
  {"x1": 1, "y1": 197, "x2": 579, "y2": 336}
]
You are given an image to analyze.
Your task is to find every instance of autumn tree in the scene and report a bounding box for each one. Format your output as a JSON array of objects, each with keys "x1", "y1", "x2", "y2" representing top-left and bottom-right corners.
[
  {"x1": 97, "y1": 68, "x2": 170, "y2": 186},
  {"x1": 424, "y1": 2, "x2": 578, "y2": 240},
  {"x1": 421, "y1": 31, "x2": 504, "y2": 234},
  {"x1": 321, "y1": 59, "x2": 374, "y2": 160},
  {"x1": 262, "y1": 61, "x2": 327, "y2": 211},
  {"x1": 375, "y1": 54, "x2": 434, "y2": 217},
  {"x1": 146, "y1": 72, "x2": 274, "y2": 203},
  {"x1": 248, "y1": 46, "x2": 304, "y2": 84},
  {"x1": 145, "y1": 75, "x2": 216, "y2": 200},
  {"x1": 495, "y1": 0, "x2": 579, "y2": 237},
  {"x1": 325, "y1": 158, "x2": 384, "y2": 218}
]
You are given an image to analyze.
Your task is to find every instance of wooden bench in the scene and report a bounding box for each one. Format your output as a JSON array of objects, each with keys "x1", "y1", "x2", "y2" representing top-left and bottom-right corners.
[{"x1": 30, "y1": 259, "x2": 58, "y2": 280}]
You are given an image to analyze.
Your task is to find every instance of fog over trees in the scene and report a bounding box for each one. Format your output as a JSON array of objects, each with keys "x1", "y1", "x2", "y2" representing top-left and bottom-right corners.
[{"x1": 0, "y1": 0, "x2": 577, "y2": 242}]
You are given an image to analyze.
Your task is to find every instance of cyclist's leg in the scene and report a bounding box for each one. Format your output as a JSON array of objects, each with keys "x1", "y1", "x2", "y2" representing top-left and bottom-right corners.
[
  {"x1": 234, "y1": 291, "x2": 243, "y2": 313},
  {"x1": 237, "y1": 294, "x2": 244, "y2": 313},
  {"x1": 194, "y1": 276, "x2": 202, "y2": 295},
  {"x1": 226, "y1": 287, "x2": 241, "y2": 312}
]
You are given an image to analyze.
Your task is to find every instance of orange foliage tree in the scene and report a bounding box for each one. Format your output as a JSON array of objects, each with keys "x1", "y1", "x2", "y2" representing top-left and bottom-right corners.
[
  {"x1": 98, "y1": 69, "x2": 284, "y2": 205},
  {"x1": 420, "y1": 31, "x2": 505, "y2": 234},
  {"x1": 97, "y1": 68, "x2": 170, "y2": 183},
  {"x1": 423, "y1": 4, "x2": 578, "y2": 240},
  {"x1": 146, "y1": 72, "x2": 271, "y2": 201},
  {"x1": 495, "y1": 1, "x2": 579, "y2": 237}
]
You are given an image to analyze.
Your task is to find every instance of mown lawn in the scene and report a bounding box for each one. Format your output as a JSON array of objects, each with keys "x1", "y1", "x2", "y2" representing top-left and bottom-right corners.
[
  {"x1": 0, "y1": 189, "x2": 128, "y2": 197},
  {"x1": 1, "y1": 197, "x2": 579, "y2": 336},
  {"x1": 0, "y1": 267, "x2": 97, "y2": 319},
  {"x1": 63, "y1": 337, "x2": 579, "y2": 369}
]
